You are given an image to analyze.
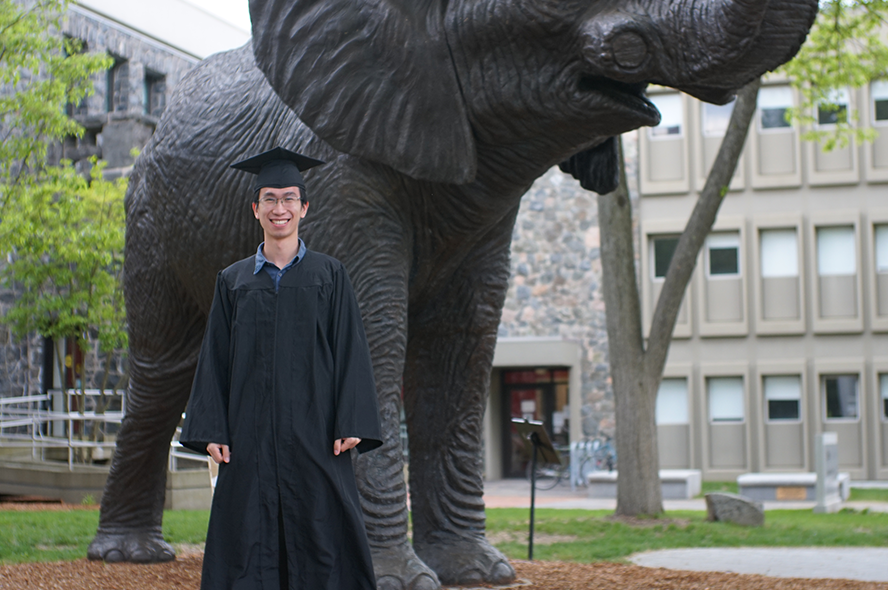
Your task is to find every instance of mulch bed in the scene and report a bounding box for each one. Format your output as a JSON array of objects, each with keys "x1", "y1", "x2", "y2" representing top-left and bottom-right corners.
[{"x1": 1, "y1": 557, "x2": 885, "y2": 590}]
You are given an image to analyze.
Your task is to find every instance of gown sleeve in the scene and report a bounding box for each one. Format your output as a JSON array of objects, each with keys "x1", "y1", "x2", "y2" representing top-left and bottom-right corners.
[
  {"x1": 330, "y1": 264, "x2": 383, "y2": 454},
  {"x1": 179, "y1": 272, "x2": 234, "y2": 455}
]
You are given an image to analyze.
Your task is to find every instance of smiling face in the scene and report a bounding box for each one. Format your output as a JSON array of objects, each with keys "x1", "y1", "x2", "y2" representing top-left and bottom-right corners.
[{"x1": 251, "y1": 186, "x2": 308, "y2": 246}]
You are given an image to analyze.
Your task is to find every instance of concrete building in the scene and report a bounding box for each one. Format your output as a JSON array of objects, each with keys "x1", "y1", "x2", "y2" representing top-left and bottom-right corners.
[{"x1": 637, "y1": 80, "x2": 888, "y2": 481}]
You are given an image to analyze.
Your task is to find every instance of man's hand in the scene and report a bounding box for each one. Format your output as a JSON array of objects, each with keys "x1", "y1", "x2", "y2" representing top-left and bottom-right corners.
[
  {"x1": 334, "y1": 437, "x2": 361, "y2": 456},
  {"x1": 207, "y1": 443, "x2": 230, "y2": 464}
]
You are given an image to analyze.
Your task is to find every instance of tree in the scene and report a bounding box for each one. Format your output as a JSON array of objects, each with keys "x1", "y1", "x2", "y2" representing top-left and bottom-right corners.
[
  {"x1": 782, "y1": 0, "x2": 888, "y2": 150},
  {"x1": 599, "y1": 0, "x2": 888, "y2": 516},
  {"x1": 0, "y1": 160, "x2": 127, "y2": 409},
  {"x1": 599, "y1": 80, "x2": 761, "y2": 516},
  {"x1": 0, "y1": 0, "x2": 111, "y2": 204},
  {"x1": 0, "y1": 0, "x2": 118, "y2": 434}
]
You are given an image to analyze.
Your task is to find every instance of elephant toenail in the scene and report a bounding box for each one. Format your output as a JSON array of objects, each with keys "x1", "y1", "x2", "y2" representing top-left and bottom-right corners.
[
  {"x1": 409, "y1": 573, "x2": 439, "y2": 590},
  {"x1": 104, "y1": 549, "x2": 125, "y2": 563},
  {"x1": 489, "y1": 561, "x2": 517, "y2": 583},
  {"x1": 375, "y1": 575, "x2": 405, "y2": 590}
]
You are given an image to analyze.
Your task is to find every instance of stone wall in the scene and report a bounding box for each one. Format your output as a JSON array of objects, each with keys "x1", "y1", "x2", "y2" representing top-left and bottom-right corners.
[{"x1": 497, "y1": 134, "x2": 639, "y2": 439}]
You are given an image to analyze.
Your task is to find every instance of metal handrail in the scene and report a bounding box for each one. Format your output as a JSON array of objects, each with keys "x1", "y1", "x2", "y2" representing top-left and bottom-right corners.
[{"x1": 0, "y1": 390, "x2": 203, "y2": 473}]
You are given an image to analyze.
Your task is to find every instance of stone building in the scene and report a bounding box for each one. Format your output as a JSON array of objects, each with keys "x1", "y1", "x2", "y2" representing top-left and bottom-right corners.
[
  {"x1": 482, "y1": 137, "x2": 638, "y2": 480},
  {"x1": 0, "y1": 0, "x2": 247, "y2": 399}
]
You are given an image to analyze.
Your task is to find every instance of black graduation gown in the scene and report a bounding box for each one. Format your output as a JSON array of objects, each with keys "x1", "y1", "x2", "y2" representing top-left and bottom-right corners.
[{"x1": 180, "y1": 249, "x2": 383, "y2": 590}]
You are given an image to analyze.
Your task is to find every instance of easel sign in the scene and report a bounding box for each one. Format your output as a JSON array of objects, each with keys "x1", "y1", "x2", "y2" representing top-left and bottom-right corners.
[{"x1": 511, "y1": 418, "x2": 561, "y2": 560}]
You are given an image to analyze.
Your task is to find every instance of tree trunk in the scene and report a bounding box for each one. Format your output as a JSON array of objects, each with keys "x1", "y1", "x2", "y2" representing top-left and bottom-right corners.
[
  {"x1": 597, "y1": 78, "x2": 761, "y2": 516},
  {"x1": 598, "y1": 138, "x2": 662, "y2": 515}
]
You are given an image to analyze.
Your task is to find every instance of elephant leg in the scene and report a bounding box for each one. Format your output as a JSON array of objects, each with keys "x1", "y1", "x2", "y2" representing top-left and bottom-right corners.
[
  {"x1": 88, "y1": 208, "x2": 206, "y2": 563},
  {"x1": 307, "y1": 196, "x2": 438, "y2": 590},
  {"x1": 405, "y1": 220, "x2": 517, "y2": 586}
]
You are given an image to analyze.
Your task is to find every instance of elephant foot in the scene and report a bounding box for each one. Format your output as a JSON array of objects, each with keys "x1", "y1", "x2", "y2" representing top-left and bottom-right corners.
[
  {"x1": 87, "y1": 528, "x2": 176, "y2": 563},
  {"x1": 414, "y1": 534, "x2": 515, "y2": 586},
  {"x1": 372, "y1": 541, "x2": 440, "y2": 590}
]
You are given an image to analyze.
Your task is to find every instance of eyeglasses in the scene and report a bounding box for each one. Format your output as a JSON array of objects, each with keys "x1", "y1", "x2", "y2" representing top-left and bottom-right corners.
[{"x1": 258, "y1": 195, "x2": 303, "y2": 209}]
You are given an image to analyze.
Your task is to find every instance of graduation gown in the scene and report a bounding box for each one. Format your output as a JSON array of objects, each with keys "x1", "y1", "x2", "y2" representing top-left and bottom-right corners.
[{"x1": 180, "y1": 249, "x2": 383, "y2": 590}]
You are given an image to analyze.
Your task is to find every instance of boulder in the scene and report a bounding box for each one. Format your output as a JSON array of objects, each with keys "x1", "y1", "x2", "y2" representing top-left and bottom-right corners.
[{"x1": 705, "y1": 492, "x2": 764, "y2": 527}]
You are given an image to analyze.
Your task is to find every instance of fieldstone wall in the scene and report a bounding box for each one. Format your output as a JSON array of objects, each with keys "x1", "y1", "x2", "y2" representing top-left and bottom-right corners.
[{"x1": 497, "y1": 134, "x2": 639, "y2": 439}]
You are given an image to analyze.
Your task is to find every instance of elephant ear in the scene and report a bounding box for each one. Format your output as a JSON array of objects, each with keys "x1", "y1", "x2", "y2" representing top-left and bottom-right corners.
[
  {"x1": 249, "y1": 0, "x2": 476, "y2": 185},
  {"x1": 559, "y1": 138, "x2": 620, "y2": 195}
]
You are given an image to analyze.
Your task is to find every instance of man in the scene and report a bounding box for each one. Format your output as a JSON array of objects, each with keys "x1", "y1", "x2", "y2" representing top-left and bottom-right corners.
[{"x1": 180, "y1": 147, "x2": 383, "y2": 590}]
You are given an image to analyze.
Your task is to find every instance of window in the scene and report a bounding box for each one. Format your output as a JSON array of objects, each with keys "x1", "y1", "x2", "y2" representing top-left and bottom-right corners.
[
  {"x1": 817, "y1": 226, "x2": 856, "y2": 276},
  {"x1": 144, "y1": 71, "x2": 166, "y2": 117},
  {"x1": 758, "y1": 85, "x2": 793, "y2": 130},
  {"x1": 106, "y1": 57, "x2": 128, "y2": 113},
  {"x1": 708, "y1": 377, "x2": 745, "y2": 422},
  {"x1": 872, "y1": 81, "x2": 888, "y2": 124},
  {"x1": 652, "y1": 236, "x2": 679, "y2": 279},
  {"x1": 764, "y1": 375, "x2": 801, "y2": 421},
  {"x1": 760, "y1": 229, "x2": 799, "y2": 278},
  {"x1": 656, "y1": 378, "x2": 689, "y2": 425},
  {"x1": 702, "y1": 101, "x2": 734, "y2": 137},
  {"x1": 881, "y1": 374, "x2": 888, "y2": 420},
  {"x1": 822, "y1": 374, "x2": 859, "y2": 420},
  {"x1": 876, "y1": 225, "x2": 888, "y2": 273},
  {"x1": 817, "y1": 88, "x2": 849, "y2": 127},
  {"x1": 649, "y1": 93, "x2": 683, "y2": 138},
  {"x1": 706, "y1": 233, "x2": 740, "y2": 277}
]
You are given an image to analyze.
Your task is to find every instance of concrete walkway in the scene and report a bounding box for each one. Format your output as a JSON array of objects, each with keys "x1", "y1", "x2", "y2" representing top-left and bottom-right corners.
[
  {"x1": 482, "y1": 478, "x2": 888, "y2": 512},
  {"x1": 629, "y1": 548, "x2": 888, "y2": 582},
  {"x1": 482, "y1": 478, "x2": 888, "y2": 582}
]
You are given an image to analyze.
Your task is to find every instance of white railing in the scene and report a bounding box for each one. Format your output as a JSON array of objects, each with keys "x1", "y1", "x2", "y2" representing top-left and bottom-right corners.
[{"x1": 0, "y1": 391, "x2": 206, "y2": 473}]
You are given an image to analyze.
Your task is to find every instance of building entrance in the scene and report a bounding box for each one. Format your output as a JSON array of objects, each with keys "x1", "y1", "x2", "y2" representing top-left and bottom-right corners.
[{"x1": 501, "y1": 368, "x2": 569, "y2": 478}]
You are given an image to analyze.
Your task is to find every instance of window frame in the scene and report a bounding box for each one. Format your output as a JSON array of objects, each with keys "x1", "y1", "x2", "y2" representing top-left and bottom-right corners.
[
  {"x1": 821, "y1": 373, "x2": 861, "y2": 423},
  {"x1": 815, "y1": 88, "x2": 850, "y2": 129},
  {"x1": 707, "y1": 376, "x2": 747, "y2": 424},
  {"x1": 705, "y1": 232, "x2": 741, "y2": 279},
  {"x1": 763, "y1": 374, "x2": 803, "y2": 423},
  {"x1": 757, "y1": 85, "x2": 795, "y2": 134},
  {"x1": 648, "y1": 92, "x2": 685, "y2": 140}
]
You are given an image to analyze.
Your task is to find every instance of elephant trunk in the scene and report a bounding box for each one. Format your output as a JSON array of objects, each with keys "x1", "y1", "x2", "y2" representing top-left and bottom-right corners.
[{"x1": 581, "y1": 0, "x2": 817, "y2": 103}]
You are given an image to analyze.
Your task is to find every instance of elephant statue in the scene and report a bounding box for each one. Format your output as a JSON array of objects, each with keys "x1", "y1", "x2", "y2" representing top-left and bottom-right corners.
[{"x1": 88, "y1": 0, "x2": 817, "y2": 587}]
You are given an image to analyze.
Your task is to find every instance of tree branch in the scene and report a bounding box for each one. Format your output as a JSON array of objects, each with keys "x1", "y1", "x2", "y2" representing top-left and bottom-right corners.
[{"x1": 644, "y1": 77, "x2": 761, "y2": 384}]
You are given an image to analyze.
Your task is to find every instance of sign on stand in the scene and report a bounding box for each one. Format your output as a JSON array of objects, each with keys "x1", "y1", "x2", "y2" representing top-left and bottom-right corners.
[{"x1": 814, "y1": 432, "x2": 841, "y2": 513}]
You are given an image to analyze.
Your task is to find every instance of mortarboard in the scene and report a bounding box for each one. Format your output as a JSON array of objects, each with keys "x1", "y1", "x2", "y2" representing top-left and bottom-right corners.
[{"x1": 230, "y1": 147, "x2": 325, "y2": 195}]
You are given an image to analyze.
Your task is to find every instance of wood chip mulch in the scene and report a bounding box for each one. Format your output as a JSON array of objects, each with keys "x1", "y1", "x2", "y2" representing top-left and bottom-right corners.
[{"x1": 1, "y1": 557, "x2": 886, "y2": 590}]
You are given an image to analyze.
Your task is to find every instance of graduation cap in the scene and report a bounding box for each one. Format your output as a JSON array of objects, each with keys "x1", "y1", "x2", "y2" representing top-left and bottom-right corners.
[{"x1": 230, "y1": 147, "x2": 325, "y2": 196}]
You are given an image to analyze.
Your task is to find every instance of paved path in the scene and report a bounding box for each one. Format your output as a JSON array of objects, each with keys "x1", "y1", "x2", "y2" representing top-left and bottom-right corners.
[
  {"x1": 629, "y1": 548, "x2": 888, "y2": 582},
  {"x1": 481, "y1": 478, "x2": 888, "y2": 512}
]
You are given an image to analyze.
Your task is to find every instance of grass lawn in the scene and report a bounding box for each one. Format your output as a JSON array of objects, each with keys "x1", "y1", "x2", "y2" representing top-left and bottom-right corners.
[
  {"x1": 2, "y1": 506, "x2": 887, "y2": 565},
  {"x1": 485, "y1": 508, "x2": 888, "y2": 562},
  {"x1": 0, "y1": 510, "x2": 209, "y2": 564},
  {"x1": 849, "y1": 487, "x2": 888, "y2": 502}
]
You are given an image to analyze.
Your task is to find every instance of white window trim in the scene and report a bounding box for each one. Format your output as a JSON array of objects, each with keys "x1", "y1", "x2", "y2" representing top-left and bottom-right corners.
[
  {"x1": 821, "y1": 373, "x2": 861, "y2": 423},
  {"x1": 763, "y1": 375, "x2": 803, "y2": 424},
  {"x1": 648, "y1": 93, "x2": 685, "y2": 141},
  {"x1": 871, "y1": 80, "x2": 888, "y2": 127},
  {"x1": 815, "y1": 88, "x2": 850, "y2": 130},
  {"x1": 707, "y1": 376, "x2": 746, "y2": 424},
  {"x1": 757, "y1": 85, "x2": 795, "y2": 135},
  {"x1": 705, "y1": 232, "x2": 742, "y2": 279}
]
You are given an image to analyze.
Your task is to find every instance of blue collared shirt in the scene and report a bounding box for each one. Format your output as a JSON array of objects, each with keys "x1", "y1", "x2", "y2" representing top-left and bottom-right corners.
[{"x1": 253, "y1": 239, "x2": 307, "y2": 292}]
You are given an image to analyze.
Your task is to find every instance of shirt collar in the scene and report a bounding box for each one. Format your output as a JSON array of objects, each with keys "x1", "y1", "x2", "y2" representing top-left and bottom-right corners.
[{"x1": 253, "y1": 238, "x2": 306, "y2": 274}]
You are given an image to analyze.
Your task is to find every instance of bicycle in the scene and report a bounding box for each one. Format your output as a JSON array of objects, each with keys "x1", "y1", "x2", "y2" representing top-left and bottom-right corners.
[{"x1": 525, "y1": 443, "x2": 570, "y2": 490}]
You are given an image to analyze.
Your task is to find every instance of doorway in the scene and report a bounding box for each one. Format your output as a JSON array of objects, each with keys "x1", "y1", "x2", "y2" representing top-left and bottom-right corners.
[{"x1": 500, "y1": 368, "x2": 569, "y2": 478}]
